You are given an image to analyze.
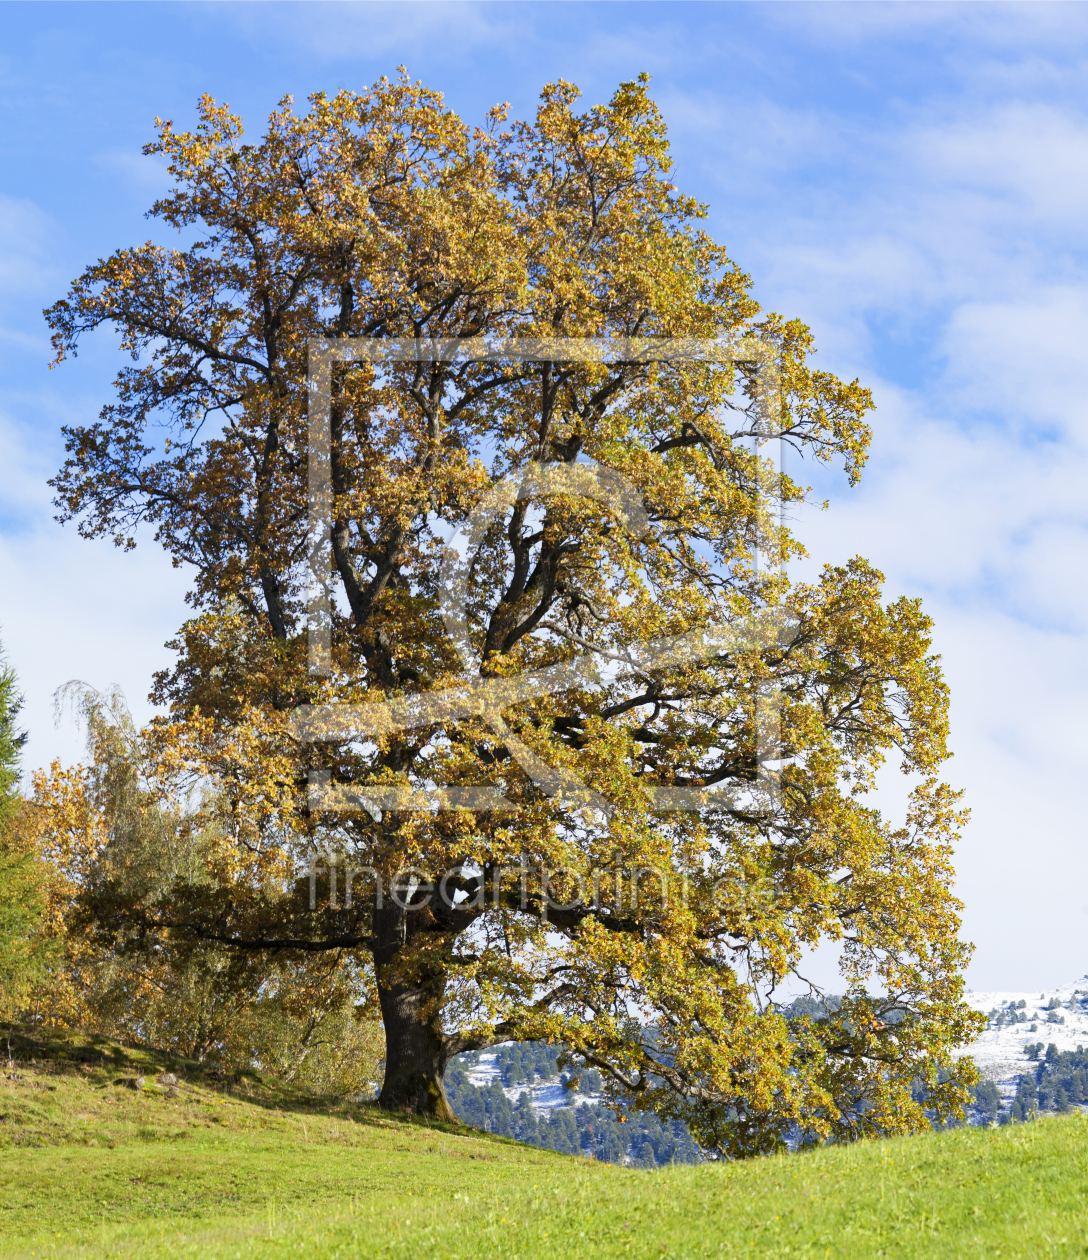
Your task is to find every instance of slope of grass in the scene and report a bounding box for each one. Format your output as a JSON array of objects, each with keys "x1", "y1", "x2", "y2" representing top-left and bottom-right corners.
[{"x1": 3, "y1": 1025, "x2": 1088, "y2": 1258}]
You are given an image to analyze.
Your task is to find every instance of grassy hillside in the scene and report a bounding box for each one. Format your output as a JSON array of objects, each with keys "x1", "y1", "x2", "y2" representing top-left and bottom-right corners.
[{"x1": 3, "y1": 1026, "x2": 1088, "y2": 1258}]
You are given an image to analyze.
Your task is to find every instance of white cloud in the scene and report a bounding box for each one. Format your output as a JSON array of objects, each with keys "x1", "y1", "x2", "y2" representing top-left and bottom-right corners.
[
  {"x1": 0, "y1": 400, "x2": 190, "y2": 774},
  {"x1": 0, "y1": 526, "x2": 191, "y2": 775},
  {"x1": 774, "y1": 2, "x2": 1088, "y2": 54},
  {"x1": 941, "y1": 290, "x2": 1088, "y2": 432},
  {"x1": 915, "y1": 104, "x2": 1088, "y2": 223}
]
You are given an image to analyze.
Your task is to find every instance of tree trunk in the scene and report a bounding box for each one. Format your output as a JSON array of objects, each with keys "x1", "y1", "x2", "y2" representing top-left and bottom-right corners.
[
  {"x1": 372, "y1": 899, "x2": 458, "y2": 1121},
  {"x1": 376, "y1": 976, "x2": 457, "y2": 1121}
]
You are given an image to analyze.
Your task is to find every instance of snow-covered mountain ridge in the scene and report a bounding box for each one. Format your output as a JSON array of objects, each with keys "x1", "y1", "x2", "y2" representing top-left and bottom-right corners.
[
  {"x1": 444, "y1": 982, "x2": 1088, "y2": 1150},
  {"x1": 958, "y1": 977, "x2": 1088, "y2": 1084}
]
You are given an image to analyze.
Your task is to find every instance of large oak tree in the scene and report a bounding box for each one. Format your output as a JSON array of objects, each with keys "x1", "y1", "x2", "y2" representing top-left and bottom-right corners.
[{"x1": 42, "y1": 73, "x2": 983, "y2": 1155}]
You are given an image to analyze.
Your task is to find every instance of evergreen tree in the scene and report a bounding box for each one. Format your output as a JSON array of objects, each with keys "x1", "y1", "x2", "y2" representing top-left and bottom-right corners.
[
  {"x1": 0, "y1": 646, "x2": 25, "y2": 827},
  {"x1": 971, "y1": 1080, "x2": 1001, "y2": 1124},
  {"x1": 1014, "y1": 1075, "x2": 1037, "y2": 1116},
  {"x1": 0, "y1": 641, "x2": 51, "y2": 1019}
]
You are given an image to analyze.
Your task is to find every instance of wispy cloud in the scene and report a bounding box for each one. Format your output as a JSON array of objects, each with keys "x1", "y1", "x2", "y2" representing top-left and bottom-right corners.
[
  {"x1": 213, "y1": 0, "x2": 522, "y2": 64},
  {"x1": 93, "y1": 147, "x2": 173, "y2": 197},
  {"x1": 0, "y1": 193, "x2": 56, "y2": 296}
]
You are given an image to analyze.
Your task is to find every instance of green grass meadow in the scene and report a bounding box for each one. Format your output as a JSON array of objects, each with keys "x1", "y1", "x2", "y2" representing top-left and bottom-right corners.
[{"x1": 3, "y1": 1028, "x2": 1088, "y2": 1258}]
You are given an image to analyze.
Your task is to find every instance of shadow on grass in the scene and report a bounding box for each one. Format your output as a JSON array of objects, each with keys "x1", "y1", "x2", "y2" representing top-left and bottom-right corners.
[{"x1": 0, "y1": 1022, "x2": 515, "y2": 1147}]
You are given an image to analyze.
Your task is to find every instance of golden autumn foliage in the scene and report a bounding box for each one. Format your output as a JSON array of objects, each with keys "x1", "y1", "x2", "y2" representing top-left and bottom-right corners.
[
  {"x1": 39, "y1": 71, "x2": 984, "y2": 1154},
  {"x1": 30, "y1": 687, "x2": 383, "y2": 1094}
]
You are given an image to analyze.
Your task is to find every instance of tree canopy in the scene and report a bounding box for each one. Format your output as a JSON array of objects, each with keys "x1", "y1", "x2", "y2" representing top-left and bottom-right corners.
[{"x1": 41, "y1": 72, "x2": 983, "y2": 1156}]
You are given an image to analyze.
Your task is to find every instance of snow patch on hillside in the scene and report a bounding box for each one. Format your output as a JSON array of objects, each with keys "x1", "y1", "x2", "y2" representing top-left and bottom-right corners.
[
  {"x1": 463, "y1": 1048, "x2": 583, "y2": 1112},
  {"x1": 958, "y1": 977, "x2": 1088, "y2": 1084}
]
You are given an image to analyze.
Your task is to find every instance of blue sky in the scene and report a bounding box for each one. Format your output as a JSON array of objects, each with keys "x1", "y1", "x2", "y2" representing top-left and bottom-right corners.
[{"x1": 3, "y1": 1, "x2": 1088, "y2": 989}]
